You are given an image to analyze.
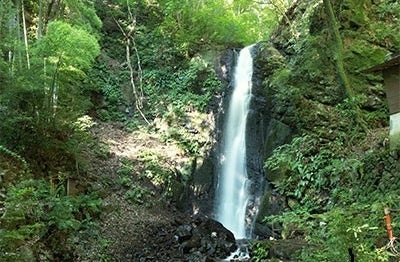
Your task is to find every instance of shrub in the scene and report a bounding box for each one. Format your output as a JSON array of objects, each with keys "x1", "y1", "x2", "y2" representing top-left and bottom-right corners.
[{"x1": 0, "y1": 179, "x2": 102, "y2": 260}]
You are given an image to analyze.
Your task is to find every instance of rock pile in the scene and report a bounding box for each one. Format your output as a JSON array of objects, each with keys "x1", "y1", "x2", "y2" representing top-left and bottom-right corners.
[{"x1": 175, "y1": 214, "x2": 237, "y2": 261}]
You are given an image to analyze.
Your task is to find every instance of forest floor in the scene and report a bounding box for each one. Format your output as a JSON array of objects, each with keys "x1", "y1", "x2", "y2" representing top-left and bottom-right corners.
[
  {"x1": 84, "y1": 121, "x2": 192, "y2": 261},
  {"x1": 83, "y1": 121, "x2": 314, "y2": 261}
]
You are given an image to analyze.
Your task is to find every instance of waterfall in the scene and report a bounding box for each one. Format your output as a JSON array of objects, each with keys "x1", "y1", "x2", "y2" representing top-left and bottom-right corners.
[{"x1": 215, "y1": 45, "x2": 254, "y2": 239}]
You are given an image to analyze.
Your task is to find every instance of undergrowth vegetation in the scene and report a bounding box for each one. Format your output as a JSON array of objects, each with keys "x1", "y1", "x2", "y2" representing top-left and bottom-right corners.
[
  {"x1": 0, "y1": 179, "x2": 104, "y2": 261},
  {"x1": 253, "y1": 0, "x2": 400, "y2": 260},
  {"x1": 264, "y1": 133, "x2": 400, "y2": 260},
  {"x1": 1, "y1": 0, "x2": 399, "y2": 260},
  {"x1": 144, "y1": 58, "x2": 222, "y2": 111}
]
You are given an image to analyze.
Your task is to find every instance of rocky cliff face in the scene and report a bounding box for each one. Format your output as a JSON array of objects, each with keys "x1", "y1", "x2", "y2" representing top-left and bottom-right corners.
[
  {"x1": 185, "y1": 49, "x2": 237, "y2": 217},
  {"x1": 248, "y1": 43, "x2": 294, "y2": 238}
]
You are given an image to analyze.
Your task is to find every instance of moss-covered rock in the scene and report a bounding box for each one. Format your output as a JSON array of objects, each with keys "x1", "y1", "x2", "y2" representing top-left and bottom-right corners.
[
  {"x1": 252, "y1": 0, "x2": 400, "y2": 259},
  {"x1": 253, "y1": 42, "x2": 287, "y2": 81}
]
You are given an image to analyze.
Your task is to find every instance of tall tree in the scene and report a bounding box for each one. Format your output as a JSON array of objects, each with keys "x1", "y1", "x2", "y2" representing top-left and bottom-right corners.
[
  {"x1": 157, "y1": 0, "x2": 279, "y2": 52},
  {"x1": 21, "y1": 0, "x2": 30, "y2": 69},
  {"x1": 35, "y1": 21, "x2": 100, "y2": 117},
  {"x1": 323, "y1": 0, "x2": 352, "y2": 99},
  {"x1": 1, "y1": 1, "x2": 101, "y2": 177},
  {"x1": 323, "y1": 0, "x2": 367, "y2": 131},
  {"x1": 37, "y1": 0, "x2": 44, "y2": 38}
]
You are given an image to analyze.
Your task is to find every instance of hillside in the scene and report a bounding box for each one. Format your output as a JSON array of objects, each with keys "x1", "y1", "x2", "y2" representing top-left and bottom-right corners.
[{"x1": 0, "y1": 0, "x2": 399, "y2": 261}]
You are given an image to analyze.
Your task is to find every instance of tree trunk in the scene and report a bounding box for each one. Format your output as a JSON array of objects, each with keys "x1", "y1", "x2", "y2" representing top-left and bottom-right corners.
[
  {"x1": 50, "y1": 54, "x2": 62, "y2": 118},
  {"x1": 16, "y1": 1, "x2": 22, "y2": 70},
  {"x1": 7, "y1": 8, "x2": 18, "y2": 75},
  {"x1": 323, "y1": 0, "x2": 352, "y2": 99},
  {"x1": 21, "y1": 0, "x2": 30, "y2": 69},
  {"x1": 323, "y1": 0, "x2": 367, "y2": 131},
  {"x1": 45, "y1": 0, "x2": 62, "y2": 25},
  {"x1": 44, "y1": 57, "x2": 49, "y2": 107},
  {"x1": 37, "y1": 0, "x2": 44, "y2": 38}
]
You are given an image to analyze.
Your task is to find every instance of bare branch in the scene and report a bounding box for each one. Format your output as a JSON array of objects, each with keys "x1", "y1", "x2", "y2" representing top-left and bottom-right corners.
[{"x1": 113, "y1": 16, "x2": 150, "y2": 125}]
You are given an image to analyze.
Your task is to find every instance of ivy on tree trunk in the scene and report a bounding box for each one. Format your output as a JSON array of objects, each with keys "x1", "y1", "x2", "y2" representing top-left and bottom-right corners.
[
  {"x1": 323, "y1": 0, "x2": 367, "y2": 131},
  {"x1": 323, "y1": 0, "x2": 352, "y2": 99}
]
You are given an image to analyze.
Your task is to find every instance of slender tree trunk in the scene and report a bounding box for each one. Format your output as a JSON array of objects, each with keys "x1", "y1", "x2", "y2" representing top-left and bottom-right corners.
[
  {"x1": 132, "y1": 40, "x2": 144, "y2": 109},
  {"x1": 21, "y1": 0, "x2": 30, "y2": 69},
  {"x1": 323, "y1": 0, "x2": 367, "y2": 131},
  {"x1": 44, "y1": 57, "x2": 49, "y2": 106},
  {"x1": 45, "y1": 0, "x2": 62, "y2": 26},
  {"x1": 125, "y1": 35, "x2": 149, "y2": 125},
  {"x1": 45, "y1": 0, "x2": 55, "y2": 25},
  {"x1": 16, "y1": 1, "x2": 22, "y2": 70},
  {"x1": 50, "y1": 54, "x2": 62, "y2": 119},
  {"x1": 126, "y1": 1, "x2": 145, "y2": 111},
  {"x1": 323, "y1": 0, "x2": 352, "y2": 99},
  {"x1": 37, "y1": 0, "x2": 44, "y2": 39},
  {"x1": 8, "y1": 10, "x2": 18, "y2": 75}
]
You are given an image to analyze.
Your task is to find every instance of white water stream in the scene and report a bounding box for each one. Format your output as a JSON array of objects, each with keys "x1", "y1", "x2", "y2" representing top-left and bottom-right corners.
[{"x1": 215, "y1": 45, "x2": 254, "y2": 239}]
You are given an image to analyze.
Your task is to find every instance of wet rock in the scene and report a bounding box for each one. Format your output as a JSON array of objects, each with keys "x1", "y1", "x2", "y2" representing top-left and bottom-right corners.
[
  {"x1": 185, "y1": 48, "x2": 237, "y2": 217},
  {"x1": 176, "y1": 224, "x2": 193, "y2": 243},
  {"x1": 176, "y1": 214, "x2": 237, "y2": 260},
  {"x1": 267, "y1": 239, "x2": 308, "y2": 261},
  {"x1": 180, "y1": 235, "x2": 201, "y2": 253}
]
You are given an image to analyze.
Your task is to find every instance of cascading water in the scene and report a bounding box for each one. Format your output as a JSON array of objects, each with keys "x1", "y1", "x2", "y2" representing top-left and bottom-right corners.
[{"x1": 215, "y1": 45, "x2": 254, "y2": 239}]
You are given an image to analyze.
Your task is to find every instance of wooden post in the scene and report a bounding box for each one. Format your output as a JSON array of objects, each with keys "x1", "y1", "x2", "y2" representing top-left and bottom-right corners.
[{"x1": 384, "y1": 207, "x2": 394, "y2": 241}]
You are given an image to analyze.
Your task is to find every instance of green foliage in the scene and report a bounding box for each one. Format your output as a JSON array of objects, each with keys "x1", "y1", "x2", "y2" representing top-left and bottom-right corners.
[
  {"x1": 368, "y1": 0, "x2": 400, "y2": 52},
  {"x1": 93, "y1": 0, "x2": 283, "y2": 125},
  {"x1": 0, "y1": 101, "x2": 96, "y2": 174},
  {"x1": 0, "y1": 11, "x2": 101, "y2": 175},
  {"x1": 158, "y1": 0, "x2": 279, "y2": 52},
  {"x1": 125, "y1": 185, "x2": 155, "y2": 206},
  {"x1": 0, "y1": 179, "x2": 102, "y2": 260},
  {"x1": 117, "y1": 158, "x2": 135, "y2": 179},
  {"x1": 264, "y1": 201, "x2": 392, "y2": 261},
  {"x1": 61, "y1": 0, "x2": 103, "y2": 34},
  {"x1": 265, "y1": 135, "x2": 360, "y2": 208},
  {"x1": 162, "y1": 127, "x2": 202, "y2": 156},
  {"x1": 86, "y1": 56, "x2": 128, "y2": 122},
  {"x1": 0, "y1": 145, "x2": 29, "y2": 172},
  {"x1": 137, "y1": 149, "x2": 177, "y2": 199},
  {"x1": 0, "y1": 145, "x2": 31, "y2": 199},
  {"x1": 143, "y1": 57, "x2": 222, "y2": 119},
  {"x1": 262, "y1": 130, "x2": 400, "y2": 260},
  {"x1": 250, "y1": 241, "x2": 270, "y2": 261},
  {"x1": 1, "y1": 0, "x2": 397, "y2": 260},
  {"x1": 259, "y1": 12, "x2": 399, "y2": 261},
  {"x1": 143, "y1": 58, "x2": 217, "y2": 155},
  {"x1": 36, "y1": 21, "x2": 100, "y2": 71},
  {"x1": 138, "y1": 150, "x2": 172, "y2": 183},
  {"x1": 0, "y1": 0, "x2": 108, "y2": 260},
  {"x1": 116, "y1": 158, "x2": 155, "y2": 205}
]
